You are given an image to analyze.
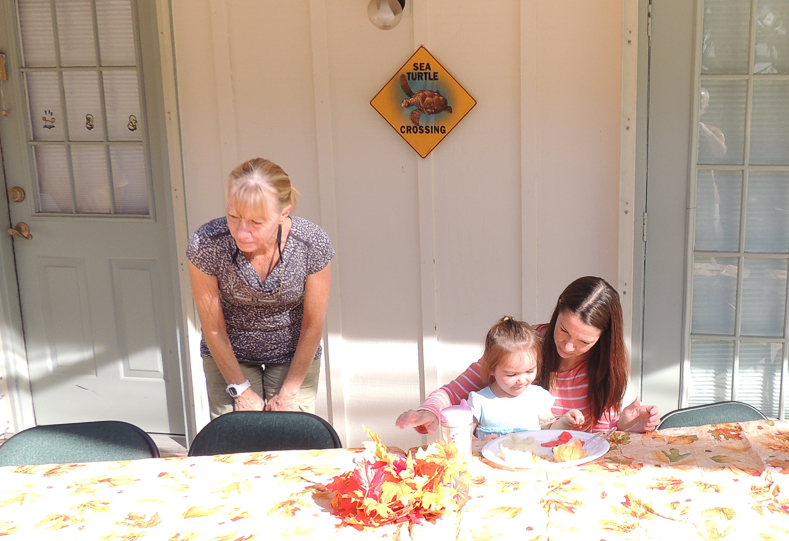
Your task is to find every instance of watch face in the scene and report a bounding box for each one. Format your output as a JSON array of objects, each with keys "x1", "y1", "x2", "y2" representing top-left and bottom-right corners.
[{"x1": 228, "y1": 387, "x2": 238, "y2": 397}]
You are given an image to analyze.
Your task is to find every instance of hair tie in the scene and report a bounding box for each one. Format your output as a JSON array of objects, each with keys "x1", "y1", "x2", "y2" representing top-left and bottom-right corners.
[{"x1": 503, "y1": 316, "x2": 511, "y2": 322}]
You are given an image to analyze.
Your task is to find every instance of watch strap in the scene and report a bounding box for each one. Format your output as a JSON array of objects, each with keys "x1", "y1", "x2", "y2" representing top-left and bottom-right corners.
[{"x1": 226, "y1": 380, "x2": 252, "y2": 397}]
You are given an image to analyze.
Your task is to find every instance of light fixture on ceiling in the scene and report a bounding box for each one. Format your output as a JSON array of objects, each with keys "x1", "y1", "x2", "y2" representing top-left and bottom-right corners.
[{"x1": 368, "y1": 0, "x2": 406, "y2": 30}]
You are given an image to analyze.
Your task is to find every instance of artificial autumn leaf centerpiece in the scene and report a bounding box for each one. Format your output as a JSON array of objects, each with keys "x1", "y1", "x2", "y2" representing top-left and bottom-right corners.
[{"x1": 326, "y1": 428, "x2": 470, "y2": 533}]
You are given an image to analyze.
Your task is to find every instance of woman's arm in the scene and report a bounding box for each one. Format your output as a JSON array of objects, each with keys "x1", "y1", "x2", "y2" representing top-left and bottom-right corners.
[
  {"x1": 189, "y1": 262, "x2": 265, "y2": 410},
  {"x1": 266, "y1": 262, "x2": 332, "y2": 411},
  {"x1": 395, "y1": 361, "x2": 486, "y2": 434}
]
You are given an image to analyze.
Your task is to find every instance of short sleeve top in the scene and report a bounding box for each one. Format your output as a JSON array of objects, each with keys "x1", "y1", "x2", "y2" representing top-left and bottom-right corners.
[
  {"x1": 468, "y1": 385, "x2": 556, "y2": 438},
  {"x1": 186, "y1": 216, "x2": 334, "y2": 364}
]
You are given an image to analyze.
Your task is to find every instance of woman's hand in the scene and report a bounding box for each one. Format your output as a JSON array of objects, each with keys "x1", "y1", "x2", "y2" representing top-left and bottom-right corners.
[
  {"x1": 395, "y1": 410, "x2": 439, "y2": 435},
  {"x1": 617, "y1": 397, "x2": 660, "y2": 433},
  {"x1": 233, "y1": 388, "x2": 266, "y2": 411},
  {"x1": 264, "y1": 389, "x2": 300, "y2": 412}
]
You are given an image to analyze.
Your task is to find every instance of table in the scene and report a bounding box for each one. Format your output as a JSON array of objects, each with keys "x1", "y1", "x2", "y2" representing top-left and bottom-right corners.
[{"x1": 1, "y1": 420, "x2": 789, "y2": 539}]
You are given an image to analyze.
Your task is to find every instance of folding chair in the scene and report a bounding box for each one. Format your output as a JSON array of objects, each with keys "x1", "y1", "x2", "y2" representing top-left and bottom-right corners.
[
  {"x1": 657, "y1": 400, "x2": 768, "y2": 430},
  {"x1": 0, "y1": 420, "x2": 160, "y2": 466},
  {"x1": 188, "y1": 411, "x2": 342, "y2": 456}
]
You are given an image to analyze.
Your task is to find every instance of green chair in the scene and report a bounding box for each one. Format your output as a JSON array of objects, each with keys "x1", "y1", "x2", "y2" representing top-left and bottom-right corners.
[
  {"x1": 188, "y1": 411, "x2": 342, "y2": 456},
  {"x1": 0, "y1": 420, "x2": 160, "y2": 466},
  {"x1": 657, "y1": 401, "x2": 768, "y2": 430}
]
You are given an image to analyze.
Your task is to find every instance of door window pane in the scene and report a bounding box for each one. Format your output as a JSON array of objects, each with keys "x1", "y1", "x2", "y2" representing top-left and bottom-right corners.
[
  {"x1": 750, "y1": 81, "x2": 789, "y2": 165},
  {"x1": 72, "y1": 146, "x2": 111, "y2": 213},
  {"x1": 26, "y1": 72, "x2": 64, "y2": 141},
  {"x1": 55, "y1": 0, "x2": 96, "y2": 67},
  {"x1": 34, "y1": 145, "x2": 72, "y2": 212},
  {"x1": 689, "y1": 339, "x2": 734, "y2": 405},
  {"x1": 745, "y1": 172, "x2": 789, "y2": 252},
  {"x1": 103, "y1": 71, "x2": 142, "y2": 141},
  {"x1": 63, "y1": 71, "x2": 104, "y2": 142},
  {"x1": 741, "y1": 258, "x2": 787, "y2": 336},
  {"x1": 17, "y1": 0, "x2": 57, "y2": 67},
  {"x1": 96, "y1": 0, "x2": 137, "y2": 66},
  {"x1": 698, "y1": 81, "x2": 747, "y2": 165},
  {"x1": 692, "y1": 256, "x2": 739, "y2": 335},
  {"x1": 702, "y1": 0, "x2": 752, "y2": 74},
  {"x1": 695, "y1": 170, "x2": 742, "y2": 251},
  {"x1": 739, "y1": 341, "x2": 783, "y2": 417},
  {"x1": 111, "y1": 146, "x2": 148, "y2": 214},
  {"x1": 755, "y1": 0, "x2": 789, "y2": 74}
]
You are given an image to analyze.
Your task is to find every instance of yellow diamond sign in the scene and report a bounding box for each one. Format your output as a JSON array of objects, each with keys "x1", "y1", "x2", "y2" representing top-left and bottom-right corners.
[{"x1": 371, "y1": 46, "x2": 476, "y2": 159}]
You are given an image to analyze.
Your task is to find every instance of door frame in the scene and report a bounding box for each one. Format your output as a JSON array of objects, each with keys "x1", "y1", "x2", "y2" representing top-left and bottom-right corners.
[{"x1": 0, "y1": 0, "x2": 200, "y2": 441}]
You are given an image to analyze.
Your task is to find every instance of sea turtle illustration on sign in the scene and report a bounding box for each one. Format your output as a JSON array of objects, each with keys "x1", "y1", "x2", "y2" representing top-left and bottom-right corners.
[{"x1": 400, "y1": 74, "x2": 452, "y2": 126}]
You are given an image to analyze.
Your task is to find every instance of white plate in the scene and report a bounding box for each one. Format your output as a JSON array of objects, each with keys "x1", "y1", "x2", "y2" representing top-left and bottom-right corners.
[{"x1": 481, "y1": 429, "x2": 610, "y2": 469}]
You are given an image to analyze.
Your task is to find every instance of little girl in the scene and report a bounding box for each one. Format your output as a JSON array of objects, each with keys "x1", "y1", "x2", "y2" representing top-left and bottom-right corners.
[{"x1": 468, "y1": 316, "x2": 584, "y2": 439}]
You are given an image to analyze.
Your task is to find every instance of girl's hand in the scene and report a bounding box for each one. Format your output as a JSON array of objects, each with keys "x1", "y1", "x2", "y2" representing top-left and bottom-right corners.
[
  {"x1": 618, "y1": 397, "x2": 661, "y2": 432},
  {"x1": 395, "y1": 410, "x2": 439, "y2": 435},
  {"x1": 233, "y1": 388, "x2": 266, "y2": 411},
  {"x1": 564, "y1": 409, "x2": 585, "y2": 428}
]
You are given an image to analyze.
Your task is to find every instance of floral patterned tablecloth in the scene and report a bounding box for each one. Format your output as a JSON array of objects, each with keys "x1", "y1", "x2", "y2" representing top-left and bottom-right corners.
[{"x1": 1, "y1": 420, "x2": 789, "y2": 540}]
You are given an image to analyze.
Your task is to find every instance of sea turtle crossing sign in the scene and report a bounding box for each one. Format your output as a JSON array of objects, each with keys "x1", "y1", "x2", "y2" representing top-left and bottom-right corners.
[{"x1": 371, "y1": 46, "x2": 476, "y2": 158}]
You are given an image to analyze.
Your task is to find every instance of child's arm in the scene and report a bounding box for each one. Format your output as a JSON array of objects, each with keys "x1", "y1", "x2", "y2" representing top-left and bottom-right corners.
[{"x1": 550, "y1": 409, "x2": 585, "y2": 430}]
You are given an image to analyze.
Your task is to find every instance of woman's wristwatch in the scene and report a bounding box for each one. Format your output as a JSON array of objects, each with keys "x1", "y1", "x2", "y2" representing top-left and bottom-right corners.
[{"x1": 226, "y1": 380, "x2": 252, "y2": 398}]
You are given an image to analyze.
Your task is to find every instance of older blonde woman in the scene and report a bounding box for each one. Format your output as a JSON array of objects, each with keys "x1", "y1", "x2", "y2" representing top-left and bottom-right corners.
[{"x1": 187, "y1": 158, "x2": 334, "y2": 418}]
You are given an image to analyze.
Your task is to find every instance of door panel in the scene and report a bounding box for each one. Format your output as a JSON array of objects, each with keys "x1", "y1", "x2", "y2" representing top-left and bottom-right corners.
[
  {"x1": 0, "y1": 0, "x2": 184, "y2": 433},
  {"x1": 641, "y1": 0, "x2": 696, "y2": 416}
]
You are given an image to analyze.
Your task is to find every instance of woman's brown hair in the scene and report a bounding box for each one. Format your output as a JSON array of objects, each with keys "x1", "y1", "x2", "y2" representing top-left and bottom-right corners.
[
  {"x1": 540, "y1": 276, "x2": 628, "y2": 426},
  {"x1": 479, "y1": 317, "x2": 543, "y2": 382}
]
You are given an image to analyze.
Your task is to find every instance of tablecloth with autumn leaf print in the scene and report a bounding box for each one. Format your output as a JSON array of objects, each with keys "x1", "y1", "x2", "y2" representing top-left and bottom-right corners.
[{"x1": 1, "y1": 420, "x2": 788, "y2": 540}]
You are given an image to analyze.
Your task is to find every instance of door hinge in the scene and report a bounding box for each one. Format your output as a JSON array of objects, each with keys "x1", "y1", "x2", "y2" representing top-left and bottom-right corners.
[
  {"x1": 647, "y1": 2, "x2": 652, "y2": 44},
  {"x1": 642, "y1": 212, "x2": 648, "y2": 242}
]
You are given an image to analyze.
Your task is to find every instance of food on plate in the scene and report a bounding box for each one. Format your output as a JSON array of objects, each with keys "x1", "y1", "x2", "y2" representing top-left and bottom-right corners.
[
  {"x1": 542, "y1": 431, "x2": 573, "y2": 448},
  {"x1": 493, "y1": 431, "x2": 592, "y2": 466},
  {"x1": 497, "y1": 434, "x2": 546, "y2": 465},
  {"x1": 553, "y1": 439, "x2": 587, "y2": 462}
]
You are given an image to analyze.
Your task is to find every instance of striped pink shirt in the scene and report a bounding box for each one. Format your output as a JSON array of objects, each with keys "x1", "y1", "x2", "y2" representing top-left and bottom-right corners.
[{"x1": 418, "y1": 324, "x2": 619, "y2": 432}]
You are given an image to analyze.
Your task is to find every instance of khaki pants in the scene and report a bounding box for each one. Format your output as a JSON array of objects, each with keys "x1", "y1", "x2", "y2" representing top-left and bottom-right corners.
[{"x1": 203, "y1": 356, "x2": 322, "y2": 419}]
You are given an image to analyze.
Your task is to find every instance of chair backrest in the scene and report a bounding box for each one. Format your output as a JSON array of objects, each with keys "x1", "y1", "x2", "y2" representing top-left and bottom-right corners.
[
  {"x1": 0, "y1": 420, "x2": 160, "y2": 466},
  {"x1": 657, "y1": 400, "x2": 768, "y2": 429},
  {"x1": 188, "y1": 411, "x2": 342, "y2": 457}
]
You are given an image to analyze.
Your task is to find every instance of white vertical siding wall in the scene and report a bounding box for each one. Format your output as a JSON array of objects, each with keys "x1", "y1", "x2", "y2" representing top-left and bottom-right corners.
[{"x1": 172, "y1": 0, "x2": 625, "y2": 449}]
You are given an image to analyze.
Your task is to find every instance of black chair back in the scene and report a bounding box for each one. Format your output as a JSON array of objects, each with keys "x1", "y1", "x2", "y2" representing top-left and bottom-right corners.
[
  {"x1": 0, "y1": 420, "x2": 160, "y2": 466},
  {"x1": 188, "y1": 411, "x2": 342, "y2": 456},
  {"x1": 657, "y1": 400, "x2": 768, "y2": 429}
]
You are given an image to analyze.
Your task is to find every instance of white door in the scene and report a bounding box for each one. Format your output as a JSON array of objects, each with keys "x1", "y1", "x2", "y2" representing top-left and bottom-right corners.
[
  {"x1": 641, "y1": 0, "x2": 789, "y2": 419},
  {"x1": 0, "y1": 0, "x2": 184, "y2": 434}
]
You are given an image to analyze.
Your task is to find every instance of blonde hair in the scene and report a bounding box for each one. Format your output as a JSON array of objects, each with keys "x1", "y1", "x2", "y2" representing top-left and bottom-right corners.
[
  {"x1": 480, "y1": 317, "x2": 542, "y2": 381},
  {"x1": 226, "y1": 158, "x2": 299, "y2": 220}
]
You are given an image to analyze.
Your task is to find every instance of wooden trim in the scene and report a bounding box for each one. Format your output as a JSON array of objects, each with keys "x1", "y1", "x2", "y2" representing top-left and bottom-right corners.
[
  {"x1": 155, "y1": 0, "x2": 202, "y2": 440},
  {"x1": 413, "y1": 1, "x2": 438, "y2": 439},
  {"x1": 308, "y1": 0, "x2": 347, "y2": 442},
  {"x1": 208, "y1": 0, "x2": 238, "y2": 176},
  {"x1": 520, "y1": 0, "x2": 539, "y2": 321},
  {"x1": 619, "y1": 0, "x2": 639, "y2": 385}
]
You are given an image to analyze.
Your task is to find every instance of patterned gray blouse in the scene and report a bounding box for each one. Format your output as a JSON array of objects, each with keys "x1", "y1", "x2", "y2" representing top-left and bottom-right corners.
[{"x1": 186, "y1": 216, "x2": 334, "y2": 364}]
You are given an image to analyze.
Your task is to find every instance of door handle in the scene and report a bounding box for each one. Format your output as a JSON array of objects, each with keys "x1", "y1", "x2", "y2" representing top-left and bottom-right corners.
[
  {"x1": 8, "y1": 187, "x2": 25, "y2": 202},
  {"x1": 8, "y1": 222, "x2": 32, "y2": 240}
]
